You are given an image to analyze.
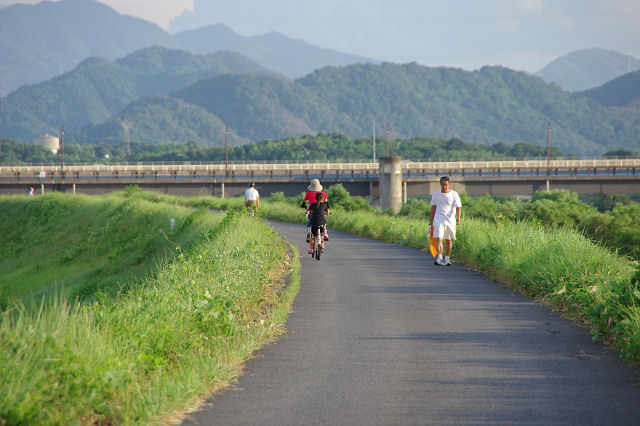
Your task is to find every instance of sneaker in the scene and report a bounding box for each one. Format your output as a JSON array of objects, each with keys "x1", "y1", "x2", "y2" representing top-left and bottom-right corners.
[
  {"x1": 445, "y1": 260, "x2": 452, "y2": 266},
  {"x1": 434, "y1": 259, "x2": 442, "y2": 266}
]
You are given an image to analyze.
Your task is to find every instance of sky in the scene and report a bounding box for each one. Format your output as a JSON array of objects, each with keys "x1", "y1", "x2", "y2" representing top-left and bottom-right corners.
[{"x1": 3, "y1": 0, "x2": 640, "y2": 73}]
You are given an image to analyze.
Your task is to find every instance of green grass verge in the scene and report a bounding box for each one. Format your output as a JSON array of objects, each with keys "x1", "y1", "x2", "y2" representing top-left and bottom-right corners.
[
  {"x1": 0, "y1": 190, "x2": 218, "y2": 307},
  {"x1": 0, "y1": 193, "x2": 300, "y2": 424},
  {"x1": 175, "y1": 195, "x2": 640, "y2": 366}
]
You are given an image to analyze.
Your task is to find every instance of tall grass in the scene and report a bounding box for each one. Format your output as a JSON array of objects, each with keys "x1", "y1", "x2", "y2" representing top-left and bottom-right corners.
[{"x1": 0, "y1": 195, "x2": 300, "y2": 424}]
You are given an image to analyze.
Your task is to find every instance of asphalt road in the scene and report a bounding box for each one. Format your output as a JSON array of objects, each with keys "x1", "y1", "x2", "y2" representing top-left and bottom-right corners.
[{"x1": 183, "y1": 222, "x2": 640, "y2": 425}]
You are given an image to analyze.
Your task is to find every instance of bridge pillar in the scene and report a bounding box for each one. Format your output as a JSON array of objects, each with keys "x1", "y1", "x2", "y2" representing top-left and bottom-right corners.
[{"x1": 379, "y1": 156, "x2": 402, "y2": 213}]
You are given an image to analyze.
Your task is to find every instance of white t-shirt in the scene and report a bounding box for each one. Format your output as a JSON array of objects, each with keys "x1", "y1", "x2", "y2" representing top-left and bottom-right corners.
[
  {"x1": 431, "y1": 190, "x2": 462, "y2": 227},
  {"x1": 244, "y1": 187, "x2": 259, "y2": 201}
]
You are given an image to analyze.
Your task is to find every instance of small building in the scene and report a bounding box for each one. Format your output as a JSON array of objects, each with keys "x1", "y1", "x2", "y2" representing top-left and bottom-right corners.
[{"x1": 34, "y1": 134, "x2": 60, "y2": 154}]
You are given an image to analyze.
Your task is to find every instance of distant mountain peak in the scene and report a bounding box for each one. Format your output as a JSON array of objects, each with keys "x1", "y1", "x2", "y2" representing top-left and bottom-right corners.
[
  {"x1": 0, "y1": 0, "x2": 375, "y2": 95},
  {"x1": 176, "y1": 22, "x2": 238, "y2": 36},
  {"x1": 173, "y1": 23, "x2": 375, "y2": 78},
  {"x1": 0, "y1": 0, "x2": 176, "y2": 96},
  {"x1": 536, "y1": 48, "x2": 640, "y2": 92}
]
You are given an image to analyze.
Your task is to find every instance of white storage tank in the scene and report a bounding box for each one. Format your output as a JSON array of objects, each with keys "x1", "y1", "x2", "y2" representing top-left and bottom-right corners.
[{"x1": 34, "y1": 134, "x2": 60, "y2": 154}]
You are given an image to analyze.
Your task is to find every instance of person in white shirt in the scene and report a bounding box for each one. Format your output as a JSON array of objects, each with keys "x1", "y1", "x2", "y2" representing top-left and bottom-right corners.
[
  {"x1": 429, "y1": 176, "x2": 462, "y2": 266},
  {"x1": 244, "y1": 182, "x2": 260, "y2": 214}
]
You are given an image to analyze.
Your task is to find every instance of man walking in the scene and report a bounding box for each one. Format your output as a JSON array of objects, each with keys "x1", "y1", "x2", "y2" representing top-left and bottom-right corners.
[
  {"x1": 244, "y1": 182, "x2": 260, "y2": 215},
  {"x1": 429, "y1": 176, "x2": 462, "y2": 266}
]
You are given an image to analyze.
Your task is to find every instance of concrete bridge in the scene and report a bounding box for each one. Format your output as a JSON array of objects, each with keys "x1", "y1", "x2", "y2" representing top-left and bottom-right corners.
[{"x1": 2, "y1": 158, "x2": 639, "y2": 210}]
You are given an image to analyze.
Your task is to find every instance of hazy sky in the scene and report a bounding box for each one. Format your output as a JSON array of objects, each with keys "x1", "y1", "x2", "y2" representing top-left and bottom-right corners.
[{"x1": 4, "y1": 0, "x2": 640, "y2": 72}]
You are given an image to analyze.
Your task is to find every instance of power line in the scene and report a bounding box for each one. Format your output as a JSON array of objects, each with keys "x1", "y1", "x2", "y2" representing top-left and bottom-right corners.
[
  {"x1": 386, "y1": 123, "x2": 390, "y2": 157},
  {"x1": 546, "y1": 121, "x2": 551, "y2": 192}
]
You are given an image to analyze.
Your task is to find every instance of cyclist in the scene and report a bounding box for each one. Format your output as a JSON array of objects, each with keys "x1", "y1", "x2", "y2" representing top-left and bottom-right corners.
[
  {"x1": 244, "y1": 182, "x2": 259, "y2": 215},
  {"x1": 307, "y1": 192, "x2": 330, "y2": 254},
  {"x1": 300, "y1": 179, "x2": 329, "y2": 241}
]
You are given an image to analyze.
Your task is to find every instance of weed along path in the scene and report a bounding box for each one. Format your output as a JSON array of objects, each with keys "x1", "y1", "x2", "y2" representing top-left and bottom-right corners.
[{"x1": 183, "y1": 222, "x2": 640, "y2": 425}]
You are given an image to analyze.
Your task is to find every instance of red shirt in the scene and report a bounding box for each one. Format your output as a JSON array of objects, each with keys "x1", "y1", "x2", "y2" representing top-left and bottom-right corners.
[{"x1": 304, "y1": 191, "x2": 328, "y2": 205}]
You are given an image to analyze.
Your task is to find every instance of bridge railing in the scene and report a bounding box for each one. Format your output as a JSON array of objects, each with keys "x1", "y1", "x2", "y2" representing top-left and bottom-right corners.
[
  {"x1": 1, "y1": 159, "x2": 639, "y2": 182},
  {"x1": 403, "y1": 159, "x2": 640, "y2": 169}
]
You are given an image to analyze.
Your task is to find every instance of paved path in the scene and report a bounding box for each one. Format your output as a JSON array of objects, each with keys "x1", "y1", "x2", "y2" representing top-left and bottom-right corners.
[{"x1": 183, "y1": 222, "x2": 640, "y2": 425}]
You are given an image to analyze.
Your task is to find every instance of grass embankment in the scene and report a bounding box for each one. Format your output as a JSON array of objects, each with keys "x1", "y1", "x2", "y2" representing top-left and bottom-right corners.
[
  {"x1": 0, "y1": 192, "x2": 300, "y2": 424},
  {"x1": 0, "y1": 190, "x2": 216, "y2": 307},
  {"x1": 170, "y1": 193, "x2": 640, "y2": 366}
]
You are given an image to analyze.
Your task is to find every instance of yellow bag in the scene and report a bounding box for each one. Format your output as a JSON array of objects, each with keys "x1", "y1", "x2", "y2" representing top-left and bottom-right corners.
[{"x1": 428, "y1": 226, "x2": 438, "y2": 257}]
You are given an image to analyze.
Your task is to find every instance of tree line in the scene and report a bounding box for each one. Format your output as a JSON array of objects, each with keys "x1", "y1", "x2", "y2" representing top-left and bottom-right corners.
[{"x1": 1, "y1": 133, "x2": 582, "y2": 164}]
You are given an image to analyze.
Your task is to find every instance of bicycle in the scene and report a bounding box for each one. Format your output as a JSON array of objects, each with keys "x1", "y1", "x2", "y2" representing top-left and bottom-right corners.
[{"x1": 311, "y1": 225, "x2": 326, "y2": 261}]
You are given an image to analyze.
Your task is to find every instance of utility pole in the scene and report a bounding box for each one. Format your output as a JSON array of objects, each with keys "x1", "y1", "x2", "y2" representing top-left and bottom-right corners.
[
  {"x1": 546, "y1": 121, "x2": 551, "y2": 192},
  {"x1": 372, "y1": 118, "x2": 376, "y2": 163},
  {"x1": 225, "y1": 124, "x2": 229, "y2": 177},
  {"x1": 60, "y1": 124, "x2": 65, "y2": 178},
  {"x1": 386, "y1": 123, "x2": 390, "y2": 157},
  {"x1": 121, "y1": 119, "x2": 132, "y2": 159}
]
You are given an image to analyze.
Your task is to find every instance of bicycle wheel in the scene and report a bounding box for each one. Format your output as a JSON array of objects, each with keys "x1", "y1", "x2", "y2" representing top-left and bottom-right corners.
[{"x1": 315, "y1": 231, "x2": 322, "y2": 260}]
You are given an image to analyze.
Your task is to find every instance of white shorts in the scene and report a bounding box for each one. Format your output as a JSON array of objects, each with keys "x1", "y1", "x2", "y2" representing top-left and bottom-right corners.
[{"x1": 433, "y1": 222, "x2": 456, "y2": 240}]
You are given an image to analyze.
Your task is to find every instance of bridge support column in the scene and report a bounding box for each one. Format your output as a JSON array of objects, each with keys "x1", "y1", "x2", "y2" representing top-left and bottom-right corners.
[
  {"x1": 403, "y1": 181, "x2": 407, "y2": 204},
  {"x1": 379, "y1": 156, "x2": 402, "y2": 213}
]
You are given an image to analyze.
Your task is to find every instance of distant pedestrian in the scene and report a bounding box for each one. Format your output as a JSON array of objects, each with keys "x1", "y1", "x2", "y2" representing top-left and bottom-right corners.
[
  {"x1": 429, "y1": 176, "x2": 462, "y2": 266},
  {"x1": 27, "y1": 186, "x2": 34, "y2": 196},
  {"x1": 244, "y1": 182, "x2": 259, "y2": 215}
]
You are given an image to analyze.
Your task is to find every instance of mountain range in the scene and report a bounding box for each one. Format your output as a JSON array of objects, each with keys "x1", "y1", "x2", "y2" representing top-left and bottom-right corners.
[
  {"x1": 1, "y1": 0, "x2": 639, "y2": 158},
  {"x1": 0, "y1": 47, "x2": 268, "y2": 145},
  {"x1": 173, "y1": 23, "x2": 372, "y2": 80},
  {"x1": 2, "y1": 45, "x2": 639, "y2": 156},
  {"x1": 536, "y1": 48, "x2": 640, "y2": 92},
  {"x1": 0, "y1": 0, "x2": 373, "y2": 96},
  {"x1": 0, "y1": 0, "x2": 177, "y2": 96},
  {"x1": 0, "y1": 53, "x2": 630, "y2": 156},
  {"x1": 6, "y1": 0, "x2": 637, "y2": 97}
]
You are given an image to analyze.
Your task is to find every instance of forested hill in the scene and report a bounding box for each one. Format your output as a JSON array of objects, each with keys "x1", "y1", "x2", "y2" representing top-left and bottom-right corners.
[
  {"x1": 134, "y1": 62, "x2": 638, "y2": 157},
  {"x1": 0, "y1": 47, "x2": 269, "y2": 141},
  {"x1": 72, "y1": 96, "x2": 252, "y2": 148},
  {"x1": 5, "y1": 61, "x2": 639, "y2": 156},
  {"x1": 575, "y1": 70, "x2": 640, "y2": 111}
]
